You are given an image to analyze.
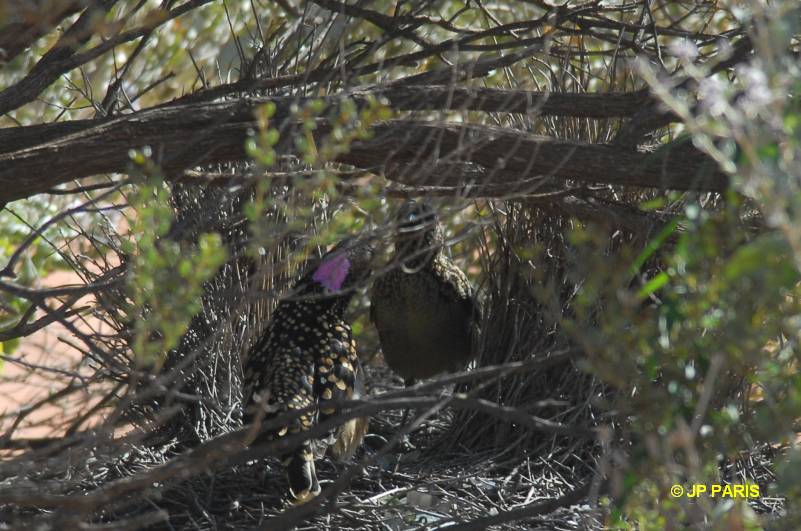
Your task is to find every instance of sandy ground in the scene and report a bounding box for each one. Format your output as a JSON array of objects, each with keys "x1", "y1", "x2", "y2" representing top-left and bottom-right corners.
[{"x1": 1, "y1": 269, "x2": 111, "y2": 442}]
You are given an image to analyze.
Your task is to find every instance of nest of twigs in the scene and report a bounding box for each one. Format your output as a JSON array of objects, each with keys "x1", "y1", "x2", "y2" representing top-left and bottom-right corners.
[{"x1": 0, "y1": 178, "x2": 780, "y2": 530}]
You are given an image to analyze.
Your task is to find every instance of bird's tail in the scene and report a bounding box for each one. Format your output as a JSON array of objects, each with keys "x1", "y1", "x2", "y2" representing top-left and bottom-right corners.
[
  {"x1": 329, "y1": 362, "x2": 369, "y2": 461},
  {"x1": 330, "y1": 416, "x2": 369, "y2": 461}
]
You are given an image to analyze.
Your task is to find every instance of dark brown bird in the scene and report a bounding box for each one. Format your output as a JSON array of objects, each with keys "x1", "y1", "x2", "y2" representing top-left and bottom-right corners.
[
  {"x1": 370, "y1": 201, "x2": 480, "y2": 387},
  {"x1": 242, "y1": 238, "x2": 372, "y2": 503}
]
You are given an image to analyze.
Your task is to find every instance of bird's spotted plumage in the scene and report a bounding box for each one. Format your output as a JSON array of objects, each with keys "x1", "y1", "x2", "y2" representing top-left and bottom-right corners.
[
  {"x1": 370, "y1": 201, "x2": 480, "y2": 385},
  {"x1": 242, "y1": 239, "x2": 372, "y2": 502}
]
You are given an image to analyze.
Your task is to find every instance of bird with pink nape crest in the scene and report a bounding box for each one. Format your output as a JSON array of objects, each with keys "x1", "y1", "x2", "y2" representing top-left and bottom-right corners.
[{"x1": 242, "y1": 237, "x2": 373, "y2": 504}]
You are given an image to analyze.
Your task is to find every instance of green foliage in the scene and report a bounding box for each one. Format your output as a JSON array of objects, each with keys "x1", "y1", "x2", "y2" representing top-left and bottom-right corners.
[
  {"x1": 573, "y1": 196, "x2": 800, "y2": 525},
  {"x1": 293, "y1": 96, "x2": 392, "y2": 166},
  {"x1": 586, "y1": 3, "x2": 801, "y2": 526},
  {"x1": 243, "y1": 95, "x2": 390, "y2": 263},
  {"x1": 245, "y1": 102, "x2": 280, "y2": 168},
  {"x1": 123, "y1": 155, "x2": 227, "y2": 367}
]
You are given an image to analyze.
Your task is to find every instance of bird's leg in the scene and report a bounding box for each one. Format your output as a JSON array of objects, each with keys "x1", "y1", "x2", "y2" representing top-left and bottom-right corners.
[
  {"x1": 398, "y1": 377, "x2": 417, "y2": 451},
  {"x1": 281, "y1": 394, "x2": 320, "y2": 504},
  {"x1": 399, "y1": 407, "x2": 415, "y2": 448},
  {"x1": 399, "y1": 407, "x2": 411, "y2": 428},
  {"x1": 284, "y1": 442, "x2": 321, "y2": 504}
]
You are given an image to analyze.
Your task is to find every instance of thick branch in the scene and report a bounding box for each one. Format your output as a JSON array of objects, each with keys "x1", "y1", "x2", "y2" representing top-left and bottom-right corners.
[
  {"x1": 343, "y1": 122, "x2": 726, "y2": 192},
  {"x1": 3, "y1": 86, "x2": 653, "y2": 154},
  {"x1": 0, "y1": 94, "x2": 725, "y2": 204},
  {"x1": 364, "y1": 86, "x2": 652, "y2": 118}
]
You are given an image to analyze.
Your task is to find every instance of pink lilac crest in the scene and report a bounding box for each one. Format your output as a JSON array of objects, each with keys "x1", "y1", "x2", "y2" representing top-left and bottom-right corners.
[{"x1": 312, "y1": 252, "x2": 351, "y2": 291}]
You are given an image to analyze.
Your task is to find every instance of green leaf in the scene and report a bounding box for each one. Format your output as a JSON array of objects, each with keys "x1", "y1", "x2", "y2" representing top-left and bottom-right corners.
[
  {"x1": 637, "y1": 272, "x2": 669, "y2": 298},
  {"x1": 629, "y1": 218, "x2": 680, "y2": 275}
]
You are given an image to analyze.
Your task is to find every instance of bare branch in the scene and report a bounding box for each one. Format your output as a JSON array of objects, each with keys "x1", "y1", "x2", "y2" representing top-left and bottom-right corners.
[
  {"x1": 0, "y1": 0, "x2": 215, "y2": 116},
  {"x1": 446, "y1": 481, "x2": 593, "y2": 530},
  {"x1": 0, "y1": 0, "x2": 84, "y2": 63},
  {"x1": 0, "y1": 92, "x2": 725, "y2": 204}
]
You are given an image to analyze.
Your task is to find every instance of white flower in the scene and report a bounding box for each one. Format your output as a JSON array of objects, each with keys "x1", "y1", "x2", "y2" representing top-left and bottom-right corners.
[
  {"x1": 736, "y1": 63, "x2": 774, "y2": 116},
  {"x1": 669, "y1": 39, "x2": 698, "y2": 62},
  {"x1": 698, "y1": 76, "x2": 729, "y2": 117},
  {"x1": 736, "y1": 63, "x2": 768, "y2": 90}
]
